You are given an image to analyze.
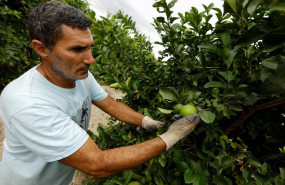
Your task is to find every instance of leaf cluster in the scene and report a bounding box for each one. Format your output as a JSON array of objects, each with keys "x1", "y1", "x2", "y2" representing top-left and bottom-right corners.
[{"x1": 86, "y1": 0, "x2": 285, "y2": 184}]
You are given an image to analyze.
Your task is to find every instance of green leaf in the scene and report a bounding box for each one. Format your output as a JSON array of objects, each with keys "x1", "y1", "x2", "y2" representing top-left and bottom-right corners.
[
  {"x1": 176, "y1": 161, "x2": 189, "y2": 172},
  {"x1": 204, "y1": 81, "x2": 226, "y2": 88},
  {"x1": 212, "y1": 175, "x2": 232, "y2": 185},
  {"x1": 158, "y1": 108, "x2": 173, "y2": 114},
  {"x1": 168, "y1": 0, "x2": 177, "y2": 8},
  {"x1": 259, "y1": 163, "x2": 270, "y2": 175},
  {"x1": 218, "y1": 32, "x2": 230, "y2": 48},
  {"x1": 235, "y1": 91, "x2": 247, "y2": 98},
  {"x1": 153, "y1": 2, "x2": 162, "y2": 8},
  {"x1": 247, "y1": 0, "x2": 261, "y2": 15},
  {"x1": 224, "y1": 49, "x2": 237, "y2": 69},
  {"x1": 235, "y1": 25, "x2": 266, "y2": 48},
  {"x1": 252, "y1": 172, "x2": 269, "y2": 184},
  {"x1": 184, "y1": 168, "x2": 199, "y2": 184},
  {"x1": 132, "y1": 81, "x2": 139, "y2": 90},
  {"x1": 125, "y1": 77, "x2": 131, "y2": 87},
  {"x1": 198, "y1": 45, "x2": 223, "y2": 56},
  {"x1": 242, "y1": 168, "x2": 251, "y2": 179},
  {"x1": 143, "y1": 108, "x2": 153, "y2": 119},
  {"x1": 123, "y1": 170, "x2": 133, "y2": 185},
  {"x1": 156, "y1": 17, "x2": 165, "y2": 23},
  {"x1": 215, "y1": 23, "x2": 240, "y2": 31},
  {"x1": 216, "y1": 153, "x2": 234, "y2": 172},
  {"x1": 159, "y1": 154, "x2": 166, "y2": 167},
  {"x1": 260, "y1": 62, "x2": 285, "y2": 94},
  {"x1": 244, "y1": 95, "x2": 260, "y2": 105},
  {"x1": 218, "y1": 71, "x2": 236, "y2": 82},
  {"x1": 111, "y1": 178, "x2": 124, "y2": 185},
  {"x1": 260, "y1": 68, "x2": 273, "y2": 82},
  {"x1": 211, "y1": 88, "x2": 219, "y2": 98},
  {"x1": 159, "y1": 87, "x2": 178, "y2": 102},
  {"x1": 280, "y1": 167, "x2": 285, "y2": 180},
  {"x1": 262, "y1": 55, "x2": 285, "y2": 70},
  {"x1": 219, "y1": 135, "x2": 230, "y2": 150},
  {"x1": 199, "y1": 110, "x2": 216, "y2": 124},
  {"x1": 225, "y1": 0, "x2": 238, "y2": 14},
  {"x1": 154, "y1": 175, "x2": 163, "y2": 185},
  {"x1": 245, "y1": 156, "x2": 262, "y2": 167},
  {"x1": 270, "y1": 3, "x2": 285, "y2": 11},
  {"x1": 175, "y1": 44, "x2": 184, "y2": 54},
  {"x1": 228, "y1": 104, "x2": 243, "y2": 111}
]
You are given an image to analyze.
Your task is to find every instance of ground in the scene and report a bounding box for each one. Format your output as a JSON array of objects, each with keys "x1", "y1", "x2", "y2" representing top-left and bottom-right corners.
[{"x1": 0, "y1": 86, "x2": 125, "y2": 185}]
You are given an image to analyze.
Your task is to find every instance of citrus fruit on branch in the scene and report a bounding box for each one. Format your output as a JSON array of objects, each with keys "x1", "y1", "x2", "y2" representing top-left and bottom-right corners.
[{"x1": 180, "y1": 104, "x2": 197, "y2": 117}]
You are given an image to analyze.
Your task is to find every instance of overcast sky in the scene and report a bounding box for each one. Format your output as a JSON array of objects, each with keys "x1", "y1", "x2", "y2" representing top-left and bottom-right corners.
[{"x1": 88, "y1": 0, "x2": 224, "y2": 57}]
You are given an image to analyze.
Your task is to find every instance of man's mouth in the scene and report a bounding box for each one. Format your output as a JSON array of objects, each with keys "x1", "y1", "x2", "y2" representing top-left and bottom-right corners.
[{"x1": 77, "y1": 65, "x2": 90, "y2": 72}]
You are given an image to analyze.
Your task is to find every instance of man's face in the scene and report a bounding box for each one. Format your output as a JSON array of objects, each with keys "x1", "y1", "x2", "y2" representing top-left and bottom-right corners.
[{"x1": 49, "y1": 24, "x2": 95, "y2": 82}]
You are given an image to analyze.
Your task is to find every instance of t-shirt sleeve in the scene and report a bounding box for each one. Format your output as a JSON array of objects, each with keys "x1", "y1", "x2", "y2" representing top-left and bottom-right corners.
[
  {"x1": 9, "y1": 104, "x2": 89, "y2": 162},
  {"x1": 87, "y1": 71, "x2": 108, "y2": 101}
]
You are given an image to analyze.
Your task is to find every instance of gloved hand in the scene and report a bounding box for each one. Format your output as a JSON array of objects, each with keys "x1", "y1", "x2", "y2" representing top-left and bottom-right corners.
[
  {"x1": 158, "y1": 113, "x2": 201, "y2": 150},
  {"x1": 142, "y1": 116, "x2": 164, "y2": 132}
]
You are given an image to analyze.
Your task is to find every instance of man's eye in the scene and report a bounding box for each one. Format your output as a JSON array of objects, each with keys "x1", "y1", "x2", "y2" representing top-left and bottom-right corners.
[{"x1": 73, "y1": 47, "x2": 85, "y2": 52}]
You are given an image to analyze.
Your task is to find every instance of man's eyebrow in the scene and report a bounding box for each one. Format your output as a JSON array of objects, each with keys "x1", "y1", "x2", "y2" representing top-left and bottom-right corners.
[{"x1": 68, "y1": 44, "x2": 94, "y2": 50}]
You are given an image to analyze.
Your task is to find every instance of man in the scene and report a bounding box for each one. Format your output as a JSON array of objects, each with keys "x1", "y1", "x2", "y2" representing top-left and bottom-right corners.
[{"x1": 0, "y1": 1, "x2": 201, "y2": 185}]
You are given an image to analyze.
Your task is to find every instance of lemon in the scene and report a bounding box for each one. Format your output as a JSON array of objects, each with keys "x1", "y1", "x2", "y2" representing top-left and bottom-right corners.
[
  {"x1": 180, "y1": 104, "x2": 197, "y2": 117},
  {"x1": 173, "y1": 103, "x2": 184, "y2": 113}
]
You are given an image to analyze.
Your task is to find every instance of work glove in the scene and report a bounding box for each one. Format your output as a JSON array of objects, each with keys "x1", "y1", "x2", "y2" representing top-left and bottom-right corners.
[
  {"x1": 158, "y1": 113, "x2": 201, "y2": 150},
  {"x1": 142, "y1": 116, "x2": 164, "y2": 132}
]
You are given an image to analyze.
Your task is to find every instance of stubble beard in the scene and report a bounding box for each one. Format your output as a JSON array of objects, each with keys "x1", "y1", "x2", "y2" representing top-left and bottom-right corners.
[{"x1": 50, "y1": 52, "x2": 88, "y2": 82}]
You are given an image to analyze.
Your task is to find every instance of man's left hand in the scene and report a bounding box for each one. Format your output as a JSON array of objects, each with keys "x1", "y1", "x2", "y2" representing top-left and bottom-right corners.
[{"x1": 142, "y1": 116, "x2": 164, "y2": 132}]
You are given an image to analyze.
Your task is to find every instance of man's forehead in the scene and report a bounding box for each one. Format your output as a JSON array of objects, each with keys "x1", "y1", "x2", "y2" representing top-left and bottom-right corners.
[{"x1": 58, "y1": 24, "x2": 93, "y2": 44}]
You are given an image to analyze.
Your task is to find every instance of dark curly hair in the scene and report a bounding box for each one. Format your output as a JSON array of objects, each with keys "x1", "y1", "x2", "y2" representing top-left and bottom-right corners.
[{"x1": 28, "y1": 1, "x2": 92, "y2": 50}]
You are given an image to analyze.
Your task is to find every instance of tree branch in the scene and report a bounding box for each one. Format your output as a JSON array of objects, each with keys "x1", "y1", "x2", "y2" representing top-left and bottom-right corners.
[{"x1": 224, "y1": 97, "x2": 285, "y2": 136}]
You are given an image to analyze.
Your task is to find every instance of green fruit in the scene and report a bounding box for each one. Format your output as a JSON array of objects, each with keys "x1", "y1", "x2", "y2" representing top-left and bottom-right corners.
[
  {"x1": 128, "y1": 181, "x2": 141, "y2": 185},
  {"x1": 173, "y1": 103, "x2": 184, "y2": 114},
  {"x1": 180, "y1": 104, "x2": 197, "y2": 117}
]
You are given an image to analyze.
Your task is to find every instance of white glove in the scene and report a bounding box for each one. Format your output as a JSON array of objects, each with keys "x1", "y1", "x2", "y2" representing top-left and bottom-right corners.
[
  {"x1": 142, "y1": 116, "x2": 164, "y2": 132},
  {"x1": 158, "y1": 114, "x2": 201, "y2": 150}
]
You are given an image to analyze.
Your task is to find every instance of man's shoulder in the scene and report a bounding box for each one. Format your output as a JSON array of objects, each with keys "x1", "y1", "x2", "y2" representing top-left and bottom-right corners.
[
  {"x1": 1, "y1": 67, "x2": 37, "y2": 99},
  {"x1": 0, "y1": 67, "x2": 41, "y2": 117}
]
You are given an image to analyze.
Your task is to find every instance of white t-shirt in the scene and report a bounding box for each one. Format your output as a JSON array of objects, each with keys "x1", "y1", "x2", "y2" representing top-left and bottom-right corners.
[{"x1": 0, "y1": 66, "x2": 108, "y2": 185}]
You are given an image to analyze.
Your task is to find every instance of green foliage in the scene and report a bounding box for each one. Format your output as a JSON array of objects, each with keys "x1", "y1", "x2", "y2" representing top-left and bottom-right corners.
[
  {"x1": 86, "y1": 0, "x2": 285, "y2": 184},
  {"x1": 89, "y1": 10, "x2": 156, "y2": 88}
]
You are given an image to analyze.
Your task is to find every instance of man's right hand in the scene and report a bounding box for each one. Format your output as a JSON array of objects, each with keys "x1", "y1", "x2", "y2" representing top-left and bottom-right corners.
[{"x1": 158, "y1": 114, "x2": 201, "y2": 150}]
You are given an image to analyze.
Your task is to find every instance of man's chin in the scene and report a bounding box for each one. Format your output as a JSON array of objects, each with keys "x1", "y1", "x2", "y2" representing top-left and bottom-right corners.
[{"x1": 77, "y1": 72, "x2": 89, "y2": 80}]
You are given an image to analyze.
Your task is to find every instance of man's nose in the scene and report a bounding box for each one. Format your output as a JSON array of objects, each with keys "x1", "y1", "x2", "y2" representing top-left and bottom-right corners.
[{"x1": 83, "y1": 50, "x2": 95, "y2": 64}]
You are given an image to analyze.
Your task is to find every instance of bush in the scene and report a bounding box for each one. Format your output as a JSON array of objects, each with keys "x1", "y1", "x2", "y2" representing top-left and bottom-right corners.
[{"x1": 85, "y1": 0, "x2": 285, "y2": 184}]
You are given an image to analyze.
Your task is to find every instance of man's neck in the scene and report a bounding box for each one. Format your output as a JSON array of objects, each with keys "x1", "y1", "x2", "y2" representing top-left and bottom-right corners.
[{"x1": 36, "y1": 63, "x2": 75, "y2": 88}]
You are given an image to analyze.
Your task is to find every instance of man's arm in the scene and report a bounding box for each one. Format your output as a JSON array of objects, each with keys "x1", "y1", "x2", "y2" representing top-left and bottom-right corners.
[
  {"x1": 60, "y1": 114, "x2": 200, "y2": 177},
  {"x1": 92, "y1": 96, "x2": 144, "y2": 127},
  {"x1": 60, "y1": 136, "x2": 166, "y2": 177}
]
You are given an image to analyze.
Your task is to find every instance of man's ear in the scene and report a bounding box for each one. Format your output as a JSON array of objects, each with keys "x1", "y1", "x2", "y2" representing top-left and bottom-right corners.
[{"x1": 31, "y1": 40, "x2": 50, "y2": 59}]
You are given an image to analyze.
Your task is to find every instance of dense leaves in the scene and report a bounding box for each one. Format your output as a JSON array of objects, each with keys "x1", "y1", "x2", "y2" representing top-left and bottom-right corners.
[{"x1": 85, "y1": 0, "x2": 285, "y2": 184}]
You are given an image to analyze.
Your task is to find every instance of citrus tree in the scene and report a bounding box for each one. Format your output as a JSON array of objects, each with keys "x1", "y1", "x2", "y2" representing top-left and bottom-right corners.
[
  {"x1": 85, "y1": 0, "x2": 285, "y2": 184},
  {"x1": 89, "y1": 10, "x2": 157, "y2": 94}
]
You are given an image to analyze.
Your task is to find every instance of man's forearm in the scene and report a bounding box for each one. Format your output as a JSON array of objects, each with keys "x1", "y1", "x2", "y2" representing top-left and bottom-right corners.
[
  {"x1": 93, "y1": 97, "x2": 144, "y2": 127},
  {"x1": 60, "y1": 137, "x2": 166, "y2": 178},
  {"x1": 108, "y1": 101, "x2": 144, "y2": 126},
  {"x1": 92, "y1": 137, "x2": 166, "y2": 177}
]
